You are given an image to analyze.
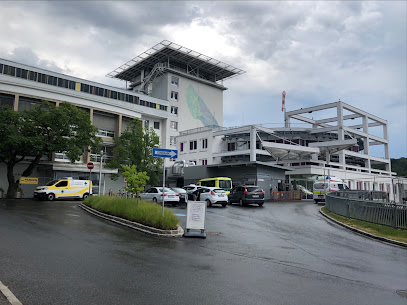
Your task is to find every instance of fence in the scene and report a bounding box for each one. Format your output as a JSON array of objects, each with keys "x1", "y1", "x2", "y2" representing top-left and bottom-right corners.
[
  {"x1": 271, "y1": 191, "x2": 302, "y2": 201},
  {"x1": 326, "y1": 191, "x2": 407, "y2": 229}
]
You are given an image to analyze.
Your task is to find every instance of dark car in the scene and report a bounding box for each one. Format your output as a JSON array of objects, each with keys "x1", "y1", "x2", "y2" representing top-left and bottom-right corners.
[{"x1": 228, "y1": 185, "x2": 264, "y2": 206}]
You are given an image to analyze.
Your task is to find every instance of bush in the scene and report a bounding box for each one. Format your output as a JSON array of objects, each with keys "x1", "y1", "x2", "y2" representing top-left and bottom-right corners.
[{"x1": 83, "y1": 196, "x2": 179, "y2": 230}]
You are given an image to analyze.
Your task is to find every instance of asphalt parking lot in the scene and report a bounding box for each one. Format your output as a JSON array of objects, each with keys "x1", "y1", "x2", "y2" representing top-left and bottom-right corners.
[{"x1": 0, "y1": 198, "x2": 406, "y2": 305}]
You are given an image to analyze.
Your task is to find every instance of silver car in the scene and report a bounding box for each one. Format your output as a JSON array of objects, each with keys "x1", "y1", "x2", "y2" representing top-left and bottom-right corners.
[
  {"x1": 170, "y1": 187, "x2": 188, "y2": 203},
  {"x1": 139, "y1": 187, "x2": 180, "y2": 206},
  {"x1": 198, "y1": 187, "x2": 228, "y2": 208}
]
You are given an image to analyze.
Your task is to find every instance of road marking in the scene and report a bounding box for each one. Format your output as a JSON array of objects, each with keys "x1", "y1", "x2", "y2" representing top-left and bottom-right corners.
[
  {"x1": 175, "y1": 213, "x2": 187, "y2": 217},
  {"x1": 0, "y1": 281, "x2": 23, "y2": 305}
]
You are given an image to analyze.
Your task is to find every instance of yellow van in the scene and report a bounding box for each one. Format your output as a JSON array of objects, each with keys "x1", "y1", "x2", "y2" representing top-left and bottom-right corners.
[
  {"x1": 196, "y1": 177, "x2": 233, "y2": 194},
  {"x1": 34, "y1": 177, "x2": 93, "y2": 201}
]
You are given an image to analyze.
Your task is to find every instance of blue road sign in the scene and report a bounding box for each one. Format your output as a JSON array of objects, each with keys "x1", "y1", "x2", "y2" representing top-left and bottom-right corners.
[{"x1": 152, "y1": 148, "x2": 178, "y2": 159}]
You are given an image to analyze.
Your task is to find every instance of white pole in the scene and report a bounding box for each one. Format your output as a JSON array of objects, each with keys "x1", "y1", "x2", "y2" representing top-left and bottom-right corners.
[
  {"x1": 162, "y1": 158, "x2": 165, "y2": 216},
  {"x1": 99, "y1": 150, "x2": 103, "y2": 196}
]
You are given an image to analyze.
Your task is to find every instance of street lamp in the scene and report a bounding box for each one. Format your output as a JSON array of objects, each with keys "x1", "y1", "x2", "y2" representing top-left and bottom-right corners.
[{"x1": 99, "y1": 150, "x2": 103, "y2": 196}]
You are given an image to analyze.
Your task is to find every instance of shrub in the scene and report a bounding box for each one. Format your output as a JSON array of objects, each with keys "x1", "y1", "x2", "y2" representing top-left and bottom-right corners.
[{"x1": 84, "y1": 196, "x2": 179, "y2": 230}]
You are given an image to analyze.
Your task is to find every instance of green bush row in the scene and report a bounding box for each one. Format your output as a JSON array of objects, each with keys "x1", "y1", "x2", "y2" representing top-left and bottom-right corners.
[{"x1": 84, "y1": 196, "x2": 179, "y2": 230}]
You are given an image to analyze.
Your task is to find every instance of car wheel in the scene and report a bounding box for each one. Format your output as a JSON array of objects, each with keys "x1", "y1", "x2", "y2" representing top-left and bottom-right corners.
[
  {"x1": 153, "y1": 197, "x2": 158, "y2": 203},
  {"x1": 206, "y1": 199, "x2": 212, "y2": 207},
  {"x1": 222, "y1": 202, "x2": 227, "y2": 208},
  {"x1": 258, "y1": 202, "x2": 264, "y2": 207},
  {"x1": 83, "y1": 193, "x2": 89, "y2": 200},
  {"x1": 172, "y1": 202, "x2": 177, "y2": 207},
  {"x1": 314, "y1": 200, "x2": 319, "y2": 204},
  {"x1": 228, "y1": 199, "x2": 232, "y2": 205},
  {"x1": 47, "y1": 193, "x2": 55, "y2": 201},
  {"x1": 239, "y1": 198, "x2": 244, "y2": 206}
]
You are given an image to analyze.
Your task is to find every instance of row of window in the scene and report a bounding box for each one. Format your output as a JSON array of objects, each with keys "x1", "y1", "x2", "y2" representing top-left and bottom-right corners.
[
  {"x1": 0, "y1": 63, "x2": 168, "y2": 112},
  {"x1": 188, "y1": 159, "x2": 207, "y2": 165},
  {"x1": 180, "y1": 138, "x2": 208, "y2": 152}
]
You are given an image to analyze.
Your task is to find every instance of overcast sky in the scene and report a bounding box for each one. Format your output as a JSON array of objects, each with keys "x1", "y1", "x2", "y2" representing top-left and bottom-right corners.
[{"x1": 1, "y1": 1, "x2": 406, "y2": 158}]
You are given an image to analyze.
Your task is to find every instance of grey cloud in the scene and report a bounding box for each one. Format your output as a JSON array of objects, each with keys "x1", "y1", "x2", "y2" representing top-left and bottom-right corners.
[{"x1": 4, "y1": 47, "x2": 66, "y2": 73}]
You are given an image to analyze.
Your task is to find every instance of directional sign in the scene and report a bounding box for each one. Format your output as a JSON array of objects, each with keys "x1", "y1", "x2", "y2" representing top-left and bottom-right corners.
[{"x1": 152, "y1": 148, "x2": 178, "y2": 159}]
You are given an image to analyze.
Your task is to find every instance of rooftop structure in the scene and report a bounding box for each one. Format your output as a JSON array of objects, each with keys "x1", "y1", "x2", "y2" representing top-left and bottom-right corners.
[{"x1": 107, "y1": 40, "x2": 245, "y2": 89}]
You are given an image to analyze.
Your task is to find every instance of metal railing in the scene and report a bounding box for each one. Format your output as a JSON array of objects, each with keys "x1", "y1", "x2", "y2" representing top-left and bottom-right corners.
[
  {"x1": 326, "y1": 191, "x2": 407, "y2": 229},
  {"x1": 271, "y1": 191, "x2": 302, "y2": 201}
]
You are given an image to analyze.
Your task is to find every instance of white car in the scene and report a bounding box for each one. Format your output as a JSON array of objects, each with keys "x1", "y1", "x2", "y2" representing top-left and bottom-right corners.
[
  {"x1": 139, "y1": 187, "x2": 180, "y2": 206},
  {"x1": 198, "y1": 187, "x2": 228, "y2": 208}
]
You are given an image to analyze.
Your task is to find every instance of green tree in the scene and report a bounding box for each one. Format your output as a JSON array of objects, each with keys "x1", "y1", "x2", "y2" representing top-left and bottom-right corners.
[
  {"x1": 107, "y1": 119, "x2": 162, "y2": 185},
  {"x1": 122, "y1": 165, "x2": 149, "y2": 204},
  {"x1": 0, "y1": 102, "x2": 101, "y2": 198}
]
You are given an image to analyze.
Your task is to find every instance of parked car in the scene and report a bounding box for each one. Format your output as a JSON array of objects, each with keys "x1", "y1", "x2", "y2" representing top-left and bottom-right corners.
[
  {"x1": 228, "y1": 185, "x2": 264, "y2": 207},
  {"x1": 183, "y1": 184, "x2": 200, "y2": 200},
  {"x1": 170, "y1": 187, "x2": 188, "y2": 203},
  {"x1": 139, "y1": 187, "x2": 179, "y2": 206},
  {"x1": 198, "y1": 187, "x2": 228, "y2": 207}
]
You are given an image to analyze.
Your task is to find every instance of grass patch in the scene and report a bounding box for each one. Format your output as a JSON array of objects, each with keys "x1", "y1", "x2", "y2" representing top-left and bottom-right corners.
[
  {"x1": 321, "y1": 206, "x2": 407, "y2": 244},
  {"x1": 83, "y1": 196, "x2": 179, "y2": 230}
]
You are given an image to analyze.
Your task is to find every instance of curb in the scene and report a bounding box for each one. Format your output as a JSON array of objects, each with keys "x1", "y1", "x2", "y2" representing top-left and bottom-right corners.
[
  {"x1": 319, "y1": 207, "x2": 407, "y2": 248},
  {"x1": 79, "y1": 204, "x2": 184, "y2": 237}
]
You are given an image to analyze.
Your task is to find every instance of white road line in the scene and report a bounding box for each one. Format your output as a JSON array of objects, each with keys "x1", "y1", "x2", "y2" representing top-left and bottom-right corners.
[{"x1": 0, "y1": 281, "x2": 23, "y2": 305}]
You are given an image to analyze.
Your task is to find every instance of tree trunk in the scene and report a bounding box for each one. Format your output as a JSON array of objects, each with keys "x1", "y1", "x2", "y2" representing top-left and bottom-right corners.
[{"x1": 6, "y1": 162, "x2": 18, "y2": 199}]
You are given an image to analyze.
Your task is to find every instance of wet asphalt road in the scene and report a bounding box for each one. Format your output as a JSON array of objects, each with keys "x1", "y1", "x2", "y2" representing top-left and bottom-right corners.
[{"x1": 0, "y1": 199, "x2": 406, "y2": 305}]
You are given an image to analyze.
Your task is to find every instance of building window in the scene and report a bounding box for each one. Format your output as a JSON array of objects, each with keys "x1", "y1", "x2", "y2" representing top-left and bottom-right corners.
[
  {"x1": 190, "y1": 140, "x2": 197, "y2": 151},
  {"x1": 180, "y1": 142, "x2": 184, "y2": 152},
  {"x1": 154, "y1": 121, "x2": 160, "y2": 129},
  {"x1": 96, "y1": 129, "x2": 115, "y2": 138},
  {"x1": 201, "y1": 159, "x2": 208, "y2": 165},
  {"x1": 171, "y1": 76, "x2": 179, "y2": 86},
  {"x1": 201, "y1": 138, "x2": 208, "y2": 150},
  {"x1": 171, "y1": 91, "x2": 178, "y2": 101},
  {"x1": 170, "y1": 136, "x2": 176, "y2": 146},
  {"x1": 171, "y1": 106, "x2": 178, "y2": 115},
  {"x1": 144, "y1": 120, "x2": 149, "y2": 128},
  {"x1": 227, "y1": 142, "x2": 236, "y2": 151},
  {"x1": 170, "y1": 121, "x2": 178, "y2": 131}
]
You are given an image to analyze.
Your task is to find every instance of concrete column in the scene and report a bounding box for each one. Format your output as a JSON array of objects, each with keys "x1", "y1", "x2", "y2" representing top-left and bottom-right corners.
[
  {"x1": 284, "y1": 113, "x2": 290, "y2": 128},
  {"x1": 85, "y1": 108, "x2": 94, "y2": 163},
  {"x1": 337, "y1": 101, "x2": 344, "y2": 140},
  {"x1": 13, "y1": 94, "x2": 19, "y2": 111},
  {"x1": 162, "y1": 118, "x2": 169, "y2": 148},
  {"x1": 383, "y1": 123, "x2": 391, "y2": 172},
  {"x1": 362, "y1": 115, "x2": 371, "y2": 172},
  {"x1": 250, "y1": 126, "x2": 256, "y2": 162},
  {"x1": 117, "y1": 114, "x2": 122, "y2": 137}
]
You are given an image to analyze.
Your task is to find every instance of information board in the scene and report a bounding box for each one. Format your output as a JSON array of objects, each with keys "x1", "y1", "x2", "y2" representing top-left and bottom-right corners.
[{"x1": 186, "y1": 201, "x2": 206, "y2": 230}]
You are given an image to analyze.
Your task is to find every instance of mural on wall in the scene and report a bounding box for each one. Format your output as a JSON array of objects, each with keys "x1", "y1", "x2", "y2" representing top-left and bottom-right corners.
[{"x1": 186, "y1": 85, "x2": 219, "y2": 127}]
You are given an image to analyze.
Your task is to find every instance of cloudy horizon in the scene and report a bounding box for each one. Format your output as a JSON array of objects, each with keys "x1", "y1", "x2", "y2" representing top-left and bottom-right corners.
[{"x1": 1, "y1": 1, "x2": 405, "y2": 158}]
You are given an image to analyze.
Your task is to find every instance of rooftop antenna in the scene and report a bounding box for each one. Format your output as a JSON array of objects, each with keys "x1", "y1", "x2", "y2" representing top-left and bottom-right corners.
[{"x1": 282, "y1": 91, "x2": 287, "y2": 127}]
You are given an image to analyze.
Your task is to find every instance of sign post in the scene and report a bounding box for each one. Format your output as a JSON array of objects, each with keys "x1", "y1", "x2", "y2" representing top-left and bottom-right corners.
[
  {"x1": 184, "y1": 201, "x2": 207, "y2": 238},
  {"x1": 152, "y1": 148, "x2": 178, "y2": 216},
  {"x1": 87, "y1": 162, "x2": 94, "y2": 196}
]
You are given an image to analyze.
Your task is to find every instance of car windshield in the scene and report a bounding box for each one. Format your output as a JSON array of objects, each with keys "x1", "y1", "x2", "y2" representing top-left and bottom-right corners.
[
  {"x1": 171, "y1": 187, "x2": 185, "y2": 193},
  {"x1": 213, "y1": 189, "x2": 226, "y2": 193},
  {"x1": 246, "y1": 186, "x2": 261, "y2": 192},
  {"x1": 219, "y1": 180, "x2": 232, "y2": 189},
  {"x1": 314, "y1": 183, "x2": 325, "y2": 189},
  {"x1": 45, "y1": 180, "x2": 59, "y2": 186}
]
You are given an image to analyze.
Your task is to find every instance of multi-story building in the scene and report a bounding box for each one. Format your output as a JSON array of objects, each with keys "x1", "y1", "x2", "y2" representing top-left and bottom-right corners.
[
  {"x1": 175, "y1": 101, "x2": 404, "y2": 202},
  {"x1": 0, "y1": 41, "x2": 244, "y2": 196}
]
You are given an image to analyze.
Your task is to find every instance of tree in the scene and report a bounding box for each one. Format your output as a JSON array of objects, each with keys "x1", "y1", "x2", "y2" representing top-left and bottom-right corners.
[
  {"x1": 0, "y1": 102, "x2": 101, "y2": 198},
  {"x1": 122, "y1": 165, "x2": 149, "y2": 204},
  {"x1": 107, "y1": 119, "x2": 162, "y2": 185}
]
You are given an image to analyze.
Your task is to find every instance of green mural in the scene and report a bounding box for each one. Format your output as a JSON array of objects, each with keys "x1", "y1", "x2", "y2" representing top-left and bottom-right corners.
[{"x1": 186, "y1": 85, "x2": 219, "y2": 127}]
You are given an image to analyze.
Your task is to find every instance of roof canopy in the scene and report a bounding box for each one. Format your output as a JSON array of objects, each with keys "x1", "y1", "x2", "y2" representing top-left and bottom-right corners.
[{"x1": 107, "y1": 40, "x2": 245, "y2": 83}]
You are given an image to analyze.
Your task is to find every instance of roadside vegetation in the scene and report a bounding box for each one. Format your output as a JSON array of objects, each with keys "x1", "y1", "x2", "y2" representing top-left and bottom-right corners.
[
  {"x1": 84, "y1": 195, "x2": 179, "y2": 230},
  {"x1": 321, "y1": 206, "x2": 407, "y2": 244}
]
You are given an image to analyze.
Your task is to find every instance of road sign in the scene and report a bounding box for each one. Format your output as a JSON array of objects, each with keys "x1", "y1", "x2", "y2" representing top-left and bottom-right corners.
[
  {"x1": 87, "y1": 162, "x2": 94, "y2": 170},
  {"x1": 152, "y1": 148, "x2": 178, "y2": 159}
]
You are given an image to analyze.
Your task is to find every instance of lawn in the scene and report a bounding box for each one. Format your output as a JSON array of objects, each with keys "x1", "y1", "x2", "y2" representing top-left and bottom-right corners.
[
  {"x1": 321, "y1": 206, "x2": 407, "y2": 244},
  {"x1": 83, "y1": 195, "x2": 179, "y2": 230}
]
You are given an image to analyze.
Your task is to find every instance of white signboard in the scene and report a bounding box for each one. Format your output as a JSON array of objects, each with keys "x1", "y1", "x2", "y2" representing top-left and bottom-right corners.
[{"x1": 186, "y1": 201, "x2": 206, "y2": 230}]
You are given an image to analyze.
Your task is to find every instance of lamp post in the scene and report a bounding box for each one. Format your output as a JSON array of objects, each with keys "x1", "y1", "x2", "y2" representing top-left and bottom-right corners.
[{"x1": 99, "y1": 150, "x2": 103, "y2": 196}]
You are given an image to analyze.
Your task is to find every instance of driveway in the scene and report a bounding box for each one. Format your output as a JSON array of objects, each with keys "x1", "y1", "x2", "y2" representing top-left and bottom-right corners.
[{"x1": 0, "y1": 199, "x2": 406, "y2": 305}]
